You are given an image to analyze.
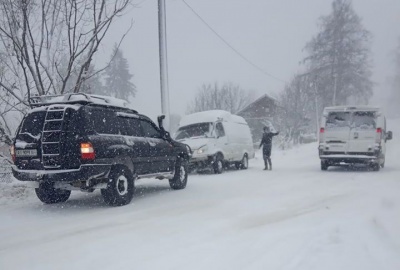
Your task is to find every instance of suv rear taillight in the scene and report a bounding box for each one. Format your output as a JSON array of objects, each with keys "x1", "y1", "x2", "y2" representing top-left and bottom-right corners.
[
  {"x1": 80, "y1": 142, "x2": 95, "y2": 160},
  {"x1": 10, "y1": 145, "x2": 16, "y2": 163}
]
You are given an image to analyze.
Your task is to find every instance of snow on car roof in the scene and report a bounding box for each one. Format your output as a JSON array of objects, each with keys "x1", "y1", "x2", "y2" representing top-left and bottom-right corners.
[
  {"x1": 324, "y1": 105, "x2": 381, "y2": 112},
  {"x1": 179, "y1": 110, "x2": 247, "y2": 127},
  {"x1": 28, "y1": 93, "x2": 136, "y2": 112}
]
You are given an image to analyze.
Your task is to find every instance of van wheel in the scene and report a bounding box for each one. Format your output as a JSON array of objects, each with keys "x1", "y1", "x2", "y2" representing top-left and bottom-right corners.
[
  {"x1": 321, "y1": 161, "x2": 328, "y2": 171},
  {"x1": 35, "y1": 182, "x2": 71, "y2": 204},
  {"x1": 101, "y1": 167, "x2": 134, "y2": 206},
  {"x1": 169, "y1": 158, "x2": 188, "y2": 190},
  {"x1": 213, "y1": 154, "x2": 224, "y2": 174},
  {"x1": 236, "y1": 154, "x2": 249, "y2": 170}
]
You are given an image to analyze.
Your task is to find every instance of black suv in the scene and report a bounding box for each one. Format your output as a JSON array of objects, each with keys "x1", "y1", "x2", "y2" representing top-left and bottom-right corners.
[{"x1": 11, "y1": 94, "x2": 191, "y2": 206}]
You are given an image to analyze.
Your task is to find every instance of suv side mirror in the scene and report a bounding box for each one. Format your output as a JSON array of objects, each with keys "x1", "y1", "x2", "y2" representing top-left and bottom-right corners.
[
  {"x1": 386, "y1": 131, "x2": 393, "y2": 141},
  {"x1": 157, "y1": 115, "x2": 166, "y2": 130},
  {"x1": 163, "y1": 131, "x2": 172, "y2": 141},
  {"x1": 157, "y1": 115, "x2": 172, "y2": 141}
]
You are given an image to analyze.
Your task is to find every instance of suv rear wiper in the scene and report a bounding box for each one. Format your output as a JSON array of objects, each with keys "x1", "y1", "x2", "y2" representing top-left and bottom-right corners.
[{"x1": 19, "y1": 132, "x2": 41, "y2": 141}]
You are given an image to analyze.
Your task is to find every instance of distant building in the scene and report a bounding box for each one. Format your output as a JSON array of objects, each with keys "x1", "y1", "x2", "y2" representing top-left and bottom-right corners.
[{"x1": 237, "y1": 94, "x2": 281, "y2": 143}]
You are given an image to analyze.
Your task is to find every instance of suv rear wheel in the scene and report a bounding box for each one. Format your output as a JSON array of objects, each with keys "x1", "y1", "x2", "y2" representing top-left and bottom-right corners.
[
  {"x1": 101, "y1": 166, "x2": 135, "y2": 206},
  {"x1": 35, "y1": 182, "x2": 71, "y2": 204},
  {"x1": 169, "y1": 158, "x2": 188, "y2": 190}
]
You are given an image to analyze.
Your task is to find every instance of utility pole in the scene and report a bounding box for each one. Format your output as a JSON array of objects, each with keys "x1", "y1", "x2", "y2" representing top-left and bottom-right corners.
[{"x1": 158, "y1": 0, "x2": 170, "y2": 130}]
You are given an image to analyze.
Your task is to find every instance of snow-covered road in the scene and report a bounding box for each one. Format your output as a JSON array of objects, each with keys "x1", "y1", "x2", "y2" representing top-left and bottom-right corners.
[{"x1": 1, "y1": 121, "x2": 400, "y2": 270}]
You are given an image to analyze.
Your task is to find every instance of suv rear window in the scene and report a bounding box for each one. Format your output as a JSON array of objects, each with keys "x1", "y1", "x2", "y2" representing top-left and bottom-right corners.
[{"x1": 19, "y1": 111, "x2": 46, "y2": 137}]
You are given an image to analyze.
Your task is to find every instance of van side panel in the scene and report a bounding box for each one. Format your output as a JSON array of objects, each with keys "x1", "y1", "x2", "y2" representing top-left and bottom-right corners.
[{"x1": 224, "y1": 121, "x2": 254, "y2": 161}]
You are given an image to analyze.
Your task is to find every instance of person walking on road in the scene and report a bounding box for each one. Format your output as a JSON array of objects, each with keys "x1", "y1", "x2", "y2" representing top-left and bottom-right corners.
[{"x1": 259, "y1": 126, "x2": 279, "y2": 170}]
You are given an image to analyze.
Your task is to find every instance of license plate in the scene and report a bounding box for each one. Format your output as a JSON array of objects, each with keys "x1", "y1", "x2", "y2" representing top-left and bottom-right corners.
[{"x1": 16, "y1": 149, "x2": 37, "y2": 157}]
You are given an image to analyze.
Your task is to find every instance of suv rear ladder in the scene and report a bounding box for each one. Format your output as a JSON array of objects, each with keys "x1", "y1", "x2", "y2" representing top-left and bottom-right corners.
[{"x1": 41, "y1": 105, "x2": 67, "y2": 169}]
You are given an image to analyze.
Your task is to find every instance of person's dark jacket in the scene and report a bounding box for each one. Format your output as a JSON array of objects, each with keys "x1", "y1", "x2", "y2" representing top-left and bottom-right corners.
[{"x1": 259, "y1": 131, "x2": 279, "y2": 148}]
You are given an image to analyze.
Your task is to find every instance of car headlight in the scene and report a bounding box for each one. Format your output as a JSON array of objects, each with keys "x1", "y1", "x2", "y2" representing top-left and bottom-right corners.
[{"x1": 197, "y1": 146, "x2": 207, "y2": 154}]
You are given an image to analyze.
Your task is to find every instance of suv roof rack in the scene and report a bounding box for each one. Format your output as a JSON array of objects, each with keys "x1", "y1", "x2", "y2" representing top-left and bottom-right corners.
[{"x1": 28, "y1": 93, "x2": 137, "y2": 113}]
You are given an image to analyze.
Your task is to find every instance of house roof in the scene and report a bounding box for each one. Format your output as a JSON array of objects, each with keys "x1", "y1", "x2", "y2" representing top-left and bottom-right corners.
[{"x1": 237, "y1": 93, "x2": 279, "y2": 115}]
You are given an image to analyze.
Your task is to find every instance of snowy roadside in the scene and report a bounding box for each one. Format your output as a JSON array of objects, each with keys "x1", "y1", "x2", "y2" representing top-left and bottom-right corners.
[
  {"x1": 0, "y1": 161, "x2": 35, "y2": 206},
  {"x1": 0, "y1": 144, "x2": 294, "y2": 207}
]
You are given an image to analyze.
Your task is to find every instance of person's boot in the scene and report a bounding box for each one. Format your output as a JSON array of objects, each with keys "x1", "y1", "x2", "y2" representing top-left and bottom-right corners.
[
  {"x1": 268, "y1": 158, "x2": 272, "y2": 170},
  {"x1": 264, "y1": 160, "x2": 268, "y2": 170}
]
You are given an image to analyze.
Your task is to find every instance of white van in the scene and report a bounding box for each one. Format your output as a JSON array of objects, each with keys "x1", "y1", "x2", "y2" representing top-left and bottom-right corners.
[
  {"x1": 174, "y1": 110, "x2": 255, "y2": 173},
  {"x1": 319, "y1": 106, "x2": 393, "y2": 171}
]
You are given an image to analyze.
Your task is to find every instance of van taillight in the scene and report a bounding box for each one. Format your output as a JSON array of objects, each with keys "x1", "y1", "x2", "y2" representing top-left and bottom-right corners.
[
  {"x1": 319, "y1": 127, "x2": 325, "y2": 142},
  {"x1": 10, "y1": 145, "x2": 16, "y2": 163},
  {"x1": 80, "y1": 142, "x2": 95, "y2": 160},
  {"x1": 376, "y1": 128, "x2": 382, "y2": 143}
]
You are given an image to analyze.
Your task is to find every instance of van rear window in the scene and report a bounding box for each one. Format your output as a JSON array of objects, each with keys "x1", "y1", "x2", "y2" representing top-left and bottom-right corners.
[
  {"x1": 326, "y1": 112, "x2": 351, "y2": 129},
  {"x1": 352, "y1": 112, "x2": 376, "y2": 130}
]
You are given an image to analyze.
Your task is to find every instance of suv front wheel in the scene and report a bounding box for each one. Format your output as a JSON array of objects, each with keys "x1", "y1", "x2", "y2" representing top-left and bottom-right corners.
[
  {"x1": 169, "y1": 158, "x2": 188, "y2": 190},
  {"x1": 35, "y1": 182, "x2": 71, "y2": 204},
  {"x1": 101, "y1": 166, "x2": 135, "y2": 206}
]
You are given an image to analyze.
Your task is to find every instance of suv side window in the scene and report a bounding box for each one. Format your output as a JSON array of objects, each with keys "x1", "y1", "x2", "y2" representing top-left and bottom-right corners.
[
  {"x1": 141, "y1": 120, "x2": 161, "y2": 138},
  {"x1": 216, "y1": 122, "x2": 225, "y2": 137},
  {"x1": 89, "y1": 108, "x2": 124, "y2": 135},
  {"x1": 124, "y1": 118, "x2": 143, "y2": 137}
]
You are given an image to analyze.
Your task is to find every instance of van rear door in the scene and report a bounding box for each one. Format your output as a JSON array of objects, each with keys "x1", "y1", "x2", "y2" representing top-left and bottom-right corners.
[
  {"x1": 347, "y1": 111, "x2": 377, "y2": 153},
  {"x1": 324, "y1": 111, "x2": 351, "y2": 153}
]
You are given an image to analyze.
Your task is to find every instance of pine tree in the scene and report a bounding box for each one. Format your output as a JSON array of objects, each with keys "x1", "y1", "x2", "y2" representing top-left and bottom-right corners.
[
  {"x1": 104, "y1": 45, "x2": 136, "y2": 100},
  {"x1": 304, "y1": 0, "x2": 373, "y2": 107}
]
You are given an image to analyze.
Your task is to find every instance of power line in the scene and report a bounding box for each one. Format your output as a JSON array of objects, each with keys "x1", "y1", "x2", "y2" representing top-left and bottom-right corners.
[{"x1": 181, "y1": 0, "x2": 286, "y2": 84}]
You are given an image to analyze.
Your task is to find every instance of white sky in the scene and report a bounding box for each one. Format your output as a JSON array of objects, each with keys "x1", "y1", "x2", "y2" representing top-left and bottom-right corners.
[{"x1": 98, "y1": 0, "x2": 400, "y2": 119}]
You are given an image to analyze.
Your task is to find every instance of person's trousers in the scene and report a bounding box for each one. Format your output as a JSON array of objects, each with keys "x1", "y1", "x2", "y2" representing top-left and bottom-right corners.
[{"x1": 263, "y1": 144, "x2": 272, "y2": 169}]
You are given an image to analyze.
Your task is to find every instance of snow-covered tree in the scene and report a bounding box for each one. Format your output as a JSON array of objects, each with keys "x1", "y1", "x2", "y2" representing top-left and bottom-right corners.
[
  {"x1": 303, "y1": 0, "x2": 373, "y2": 107},
  {"x1": 279, "y1": 74, "x2": 316, "y2": 144},
  {"x1": 188, "y1": 82, "x2": 255, "y2": 114},
  {"x1": 0, "y1": 0, "x2": 131, "y2": 145},
  {"x1": 393, "y1": 38, "x2": 400, "y2": 104},
  {"x1": 104, "y1": 45, "x2": 136, "y2": 100}
]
